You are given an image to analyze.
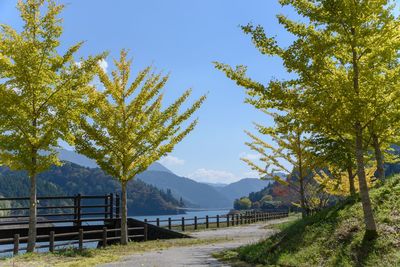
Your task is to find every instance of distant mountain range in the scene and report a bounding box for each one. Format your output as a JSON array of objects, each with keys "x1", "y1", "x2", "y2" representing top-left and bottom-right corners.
[
  {"x1": 214, "y1": 178, "x2": 270, "y2": 202},
  {"x1": 56, "y1": 149, "x2": 271, "y2": 209},
  {"x1": 0, "y1": 162, "x2": 183, "y2": 216}
]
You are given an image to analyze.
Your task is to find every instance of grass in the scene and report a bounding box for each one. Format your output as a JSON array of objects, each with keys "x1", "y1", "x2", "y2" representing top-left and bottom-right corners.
[
  {"x1": 0, "y1": 237, "x2": 232, "y2": 267},
  {"x1": 214, "y1": 175, "x2": 400, "y2": 267}
]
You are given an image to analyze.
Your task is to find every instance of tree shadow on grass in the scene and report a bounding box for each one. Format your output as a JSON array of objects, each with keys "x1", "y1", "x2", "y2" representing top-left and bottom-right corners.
[
  {"x1": 235, "y1": 199, "x2": 356, "y2": 266},
  {"x1": 355, "y1": 233, "x2": 378, "y2": 267}
]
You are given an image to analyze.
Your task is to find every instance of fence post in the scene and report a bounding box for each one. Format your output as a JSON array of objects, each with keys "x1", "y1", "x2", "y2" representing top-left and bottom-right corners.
[
  {"x1": 77, "y1": 194, "x2": 82, "y2": 228},
  {"x1": 116, "y1": 194, "x2": 120, "y2": 219},
  {"x1": 227, "y1": 215, "x2": 230, "y2": 227},
  {"x1": 13, "y1": 234, "x2": 19, "y2": 256},
  {"x1": 168, "y1": 217, "x2": 172, "y2": 230},
  {"x1": 156, "y1": 218, "x2": 160, "y2": 227},
  {"x1": 105, "y1": 195, "x2": 109, "y2": 219},
  {"x1": 236, "y1": 214, "x2": 239, "y2": 225},
  {"x1": 102, "y1": 227, "x2": 107, "y2": 248},
  {"x1": 216, "y1": 215, "x2": 220, "y2": 228},
  {"x1": 194, "y1": 216, "x2": 197, "y2": 230},
  {"x1": 79, "y1": 228, "x2": 83, "y2": 251},
  {"x1": 181, "y1": 217, "x2": 185, "y2": 231},
  {"x1": 144, "y1": 223, "x2": 148, "y2": 241},
  {"x1": 73, "y1": 195, "x2": 77, "y2": 225},
  {"x1": 49, "y1": 231, "x2": 55, "y2": 253},
  {"x1": 206, "y1": 215, "x2": 209, "y2": 229},
  {"x1": 109, "y1": 193, "x2": 114, "y2": 219}
]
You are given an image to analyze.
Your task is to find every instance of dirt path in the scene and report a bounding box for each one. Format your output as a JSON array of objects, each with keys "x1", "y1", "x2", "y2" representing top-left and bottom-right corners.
[{"x1": 99, "y1": 218, "x2": 289, "y2": 267}]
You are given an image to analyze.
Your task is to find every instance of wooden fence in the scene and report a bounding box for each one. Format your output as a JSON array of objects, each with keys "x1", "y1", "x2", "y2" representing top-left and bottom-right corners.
[
  {"x1": 144, "y1": 210, "x2": 289, "y2": 232},
  {"x1": 0, "y1": 194, "x2": 128, "y2": 256},
  {"x1": 2, "y1": 225, "x2": 147, "y2": 256},
  {"x1": 0, "y1": 194, "x2": 120, "y2": 227},
  {"x1": 0, "y1": 194, "x2": 289, "y2": 256}
]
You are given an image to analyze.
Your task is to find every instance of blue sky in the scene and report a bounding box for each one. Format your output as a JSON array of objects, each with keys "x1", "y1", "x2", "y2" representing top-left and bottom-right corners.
[{"x1": 1, "y1": 0, "x2": 299, "y2": 183}]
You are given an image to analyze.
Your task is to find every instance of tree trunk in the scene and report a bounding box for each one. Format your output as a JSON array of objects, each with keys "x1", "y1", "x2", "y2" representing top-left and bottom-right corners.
[
  {"x1": 355, "y1": 123, "x2": 377, "y2": 237},
  {"x1": 351, "y1": 27, "x2": 377, "y2": 238},
  {"x1": 299, "y1": 176, "x2": 307, "y2": 218},
  {"x1": 347, "y1": 166, "x2": 356, "y2": 197},
  {"x1": 120, "y1": 181, "x2": 128, "y2": 245},
  {"x1": 372, "y1": 134, "x2": 385, "y2": 181},
  {"x1": 297, "y1": 132, "x2": 307, "y2": 218},
  {"x1": 27, "y1": 152, "x2": 37, "y2": 252}
]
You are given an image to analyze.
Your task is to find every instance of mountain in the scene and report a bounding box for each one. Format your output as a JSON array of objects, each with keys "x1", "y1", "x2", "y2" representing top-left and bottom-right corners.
[
  {"x1": 137, "y1": 171, "x2": 232, "y2": 209},
  {"x1": 56, "y1": 149, "x2": 173, "y2": 173},
  {"x1": 55, "y1": 149, "x2": 265, "y2": 209},
  {"x1": 204, "y1": 182, "x2": 228, "y2": 188},
  {"x1": 216, "y1": 178, "x2": 271, "y2": 202},
  {"x1": 0, "y1": 162, "x2": 183, "y2": 216}
]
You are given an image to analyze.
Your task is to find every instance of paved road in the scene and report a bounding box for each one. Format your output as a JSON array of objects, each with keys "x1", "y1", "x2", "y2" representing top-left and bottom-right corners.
[{"x1": 99, "y1": 218, "x2": 289, "y2": 267}]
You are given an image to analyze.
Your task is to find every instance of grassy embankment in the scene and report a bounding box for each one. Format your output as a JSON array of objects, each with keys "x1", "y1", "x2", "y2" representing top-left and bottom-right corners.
[
  {"x1": 0, "y1": 237, "x2": 231, "y2": 267},
  {"x1": 215, "y1": 175, "x2": 400, "y2": 267}
]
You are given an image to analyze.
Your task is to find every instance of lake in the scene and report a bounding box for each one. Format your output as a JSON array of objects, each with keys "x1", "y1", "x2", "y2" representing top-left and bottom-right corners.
[{"x1": 132, "y1": 209, "x2": 231, "y2": 226}]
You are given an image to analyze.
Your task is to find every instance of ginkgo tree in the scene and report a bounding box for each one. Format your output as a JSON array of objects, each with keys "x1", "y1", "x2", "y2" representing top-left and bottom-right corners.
[
  {"x1": 216, "y1": 0, "x2": 400, "y2": 238},
  {"x1": 0, "y1": 0, "x2": 103, "y2": 251},
  {"x1": 242, "y1": 111, "x2": 322, "y2": 218},
  {"x1": 314, "y1": 164, "x2": 377, "y2": 197},
  {"x1": 74, "y1": 50, "x2": 206, "y2": 245}
]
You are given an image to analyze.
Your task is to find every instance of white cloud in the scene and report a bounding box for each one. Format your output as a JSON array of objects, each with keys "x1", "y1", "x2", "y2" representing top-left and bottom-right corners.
[
  {"x1": 188, "y1": 168, "x2": 238, "y2": 184},
  {"x1": 158, "y1": 155, "x2": 185, "y2": 167},
  {"x1": 98, "y1": 59, "x2": 108, "y2": 72}
]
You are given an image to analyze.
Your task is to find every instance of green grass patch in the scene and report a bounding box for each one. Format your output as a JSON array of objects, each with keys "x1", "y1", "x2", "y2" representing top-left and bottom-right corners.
[
  {"x1": 1, "y1": 237, "x2": 231, "y2": 267},
  {"x1": 215, "y1": 175, "x2": 400, "y2": 267}
]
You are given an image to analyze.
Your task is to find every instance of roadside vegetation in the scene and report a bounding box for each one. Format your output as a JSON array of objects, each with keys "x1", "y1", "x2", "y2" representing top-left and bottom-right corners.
[{"x1": 215, "y1": 174, "x2": 400, "y2": 267}]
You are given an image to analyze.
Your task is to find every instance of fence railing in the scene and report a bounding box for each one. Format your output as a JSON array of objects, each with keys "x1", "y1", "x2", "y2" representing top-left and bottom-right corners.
[
  {"x1": 0, "y1": 194, "x2": 289, "y2": 256},
  {"x1": 143, "y1": 210, "x2": 289, "y2": 232},
  {"x1": 0, "y1": 224, "x2": 147, "y2": 256},
  {"x1": 0, "y1": 194, "x2": 121, "y2": 227}
]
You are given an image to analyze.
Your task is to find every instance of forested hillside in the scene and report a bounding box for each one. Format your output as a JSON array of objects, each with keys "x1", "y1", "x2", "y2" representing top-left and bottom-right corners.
[{"x1": 0, "y1": 162, "x2": 183, "y2": 215}]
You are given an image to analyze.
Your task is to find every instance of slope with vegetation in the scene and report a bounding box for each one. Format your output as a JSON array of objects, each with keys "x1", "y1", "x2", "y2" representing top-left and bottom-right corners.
[{"x1": 218, "y1": 175, "x2": 400, "y2": 266}]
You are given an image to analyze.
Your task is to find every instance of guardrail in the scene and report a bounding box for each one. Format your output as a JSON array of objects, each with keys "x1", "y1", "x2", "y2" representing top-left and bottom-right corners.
[
  {"x1": 0, "y1": 224, "x2": 147, "y2": 256},
  {"x1": 144, "y1": 211, "x2": 289, "y2": 232},
  {"x1": 0, "y1": 194, "x2": 120, "y2": 227}
]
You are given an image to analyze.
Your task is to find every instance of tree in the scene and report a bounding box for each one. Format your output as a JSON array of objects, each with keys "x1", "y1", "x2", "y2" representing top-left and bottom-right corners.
[
  {"x1": 241, "y1": 112, "x2": 321, "y2": 218},
  {"x1": 314, "y1": 164, "x2": 377, "y2": 197},
  {"x1": 0, "y1": 0, "x2": 102, "y2": 251},
  {"x1": 216, "y1": 0, "x2": 400, "y2": 238},
  {"x1": 310, "y1": 136, "x2": 357, "y2": 197},
  {"x1": 234, "y1": 197, "x2": 252, "y2": 210},
  {"x1": 74, "y1": 50, "x2": 205, "y2": 245}
]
